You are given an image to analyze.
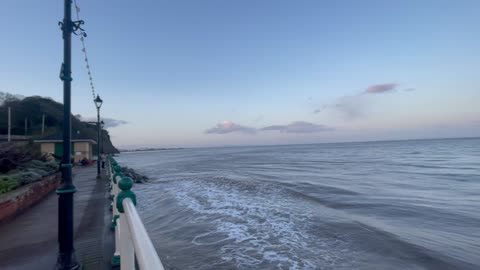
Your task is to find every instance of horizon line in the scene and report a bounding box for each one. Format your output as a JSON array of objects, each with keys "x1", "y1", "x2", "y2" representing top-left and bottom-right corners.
[{"x1": 117, "y1": 136, "x2": 480, "y2": 152}]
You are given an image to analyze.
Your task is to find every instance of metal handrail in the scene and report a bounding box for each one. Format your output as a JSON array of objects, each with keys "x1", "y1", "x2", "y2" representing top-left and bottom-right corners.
[
  {"x1": 108, "y1": 156, "x2": 165, "y2": 270},
  {"x1": 123, "y1": 199, "x2": 165, "y2": 270}
]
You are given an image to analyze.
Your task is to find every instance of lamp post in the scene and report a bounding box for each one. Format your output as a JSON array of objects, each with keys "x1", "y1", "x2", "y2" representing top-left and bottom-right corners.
[
  {"x1": 100, "y1": 120, "x2": 104, "y2": 155},
  {"x1": 56, "y1": 0, "x2": 80, "y2": 268},
  {"x1": 94, "y1": 95, "x2": 103, "y2": 178}
]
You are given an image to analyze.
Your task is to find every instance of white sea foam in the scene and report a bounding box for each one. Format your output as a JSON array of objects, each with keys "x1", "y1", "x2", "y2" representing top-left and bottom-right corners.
[{"x1": 164, "y1": 177, "x2": 356, "y2": 269}]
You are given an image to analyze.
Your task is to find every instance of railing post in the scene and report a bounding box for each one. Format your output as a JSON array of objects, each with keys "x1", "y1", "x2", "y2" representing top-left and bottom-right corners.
[
  {"x1": 109, "y1": 158, "x2": 164, "y2": 270},
  {"x1": 111, "y1": 169, "x2": 121, "y2": 229},
  {"x1": 111, "y1": 164, "x2": 122, "y2": 268},
  {"x1": 113, "y1": 219, "x2": 121, "y2": 266},
  {"x1": 116, "y1": 177, "x2": 136, "y2": 270}
]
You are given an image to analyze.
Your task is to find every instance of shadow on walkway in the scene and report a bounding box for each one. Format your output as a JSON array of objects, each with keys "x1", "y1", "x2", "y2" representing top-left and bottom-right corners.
[{"x1": 0, "y1": 166, "x2": 113, "y2": 270}]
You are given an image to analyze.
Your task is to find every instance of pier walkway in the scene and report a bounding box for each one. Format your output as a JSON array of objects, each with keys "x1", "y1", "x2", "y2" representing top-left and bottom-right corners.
[{"x1": 0, "y1": 166, "x2": 113, "y2": 270}]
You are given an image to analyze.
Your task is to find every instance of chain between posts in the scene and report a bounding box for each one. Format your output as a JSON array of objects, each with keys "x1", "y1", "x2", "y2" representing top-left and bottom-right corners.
[{"x1": 73, "y1": 0, "x2": 97, "y2": 100}]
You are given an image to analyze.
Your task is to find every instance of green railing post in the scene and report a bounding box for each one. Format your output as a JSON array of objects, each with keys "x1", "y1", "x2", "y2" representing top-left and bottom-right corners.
[
  {"x1": 116, "y1": 177, "x2": 136, "y2": 269},
  {"x1": 110, "y1": 156, "x2": 122, "y2": 268},
  {"x1": 116, "y1": 177, "x2": 136, "y2": 213}
]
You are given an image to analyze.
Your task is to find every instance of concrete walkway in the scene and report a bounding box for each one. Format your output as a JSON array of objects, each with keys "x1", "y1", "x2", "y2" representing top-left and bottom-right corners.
[{"x1": 0, "y1": 166, "x2": 113, "y2": 270}]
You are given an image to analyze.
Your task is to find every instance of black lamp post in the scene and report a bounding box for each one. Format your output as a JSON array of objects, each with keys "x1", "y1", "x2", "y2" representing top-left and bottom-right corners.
[
  {"x1": 94, "y1": 95, "x2": 103, "y2": 178},
  {"x1": 56, "y1": 0, "x2": 80, "y2": 269},
  {"x1": 100, "y1": 120, "x2": 105, "y2": 155}
]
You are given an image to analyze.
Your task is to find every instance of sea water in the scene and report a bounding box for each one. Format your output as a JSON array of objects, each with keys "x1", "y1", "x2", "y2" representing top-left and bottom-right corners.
[{"x1": 116, "y1": 138, "x2": 480, "y2": 270}]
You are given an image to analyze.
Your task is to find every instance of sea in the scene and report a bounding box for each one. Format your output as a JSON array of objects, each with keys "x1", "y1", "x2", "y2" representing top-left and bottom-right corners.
[{"x1": 115, "y1": 138, "x2": 480, "y2": 270}]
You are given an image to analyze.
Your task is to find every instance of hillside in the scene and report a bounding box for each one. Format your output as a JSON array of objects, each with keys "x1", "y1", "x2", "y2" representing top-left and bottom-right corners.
[{"x1": 0, "y1": 93, "x2": 119, "y2": 154}]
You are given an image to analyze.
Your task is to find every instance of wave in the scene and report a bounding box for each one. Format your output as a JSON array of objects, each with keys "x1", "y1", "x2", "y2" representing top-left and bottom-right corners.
[
  {"x1": 161, "y1": 177, "x2": 356, "y2": 269},
  {"x1": 141, "y1": 176, "x2": 473, "y2": 269}
]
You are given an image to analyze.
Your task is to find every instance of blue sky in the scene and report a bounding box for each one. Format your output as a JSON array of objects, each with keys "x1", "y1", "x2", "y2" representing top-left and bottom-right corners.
[{"x1": 1, "y1": 0, "x2": 479, "y2": 148}]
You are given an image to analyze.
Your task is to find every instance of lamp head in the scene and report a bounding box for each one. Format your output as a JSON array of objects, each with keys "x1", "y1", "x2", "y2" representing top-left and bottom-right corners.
[{"x1": 94, "y1": 95, "x2": 103, "y2": 109}]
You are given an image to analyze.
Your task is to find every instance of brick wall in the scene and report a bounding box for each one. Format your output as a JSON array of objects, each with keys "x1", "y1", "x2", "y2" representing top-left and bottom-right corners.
[{"x1": 0, "y1": 172, "x2": 61, "y2": 222}]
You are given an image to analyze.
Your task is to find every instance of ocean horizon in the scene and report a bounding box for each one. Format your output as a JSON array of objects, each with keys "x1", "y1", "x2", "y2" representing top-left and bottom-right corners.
[{"x1": 119, "y1": 136, "x2": 480, "y2": 152}]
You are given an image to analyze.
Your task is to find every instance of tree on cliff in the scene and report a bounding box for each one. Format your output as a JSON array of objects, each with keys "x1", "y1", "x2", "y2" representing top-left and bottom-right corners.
[{"x1": 0, "y1": 92, "x2": 119, "y2": 154}]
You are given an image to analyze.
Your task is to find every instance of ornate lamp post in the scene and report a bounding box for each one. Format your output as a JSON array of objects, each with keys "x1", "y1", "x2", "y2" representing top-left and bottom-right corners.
[
  {"x1": 56, "y1": 0, "x2": 81, "y2": 268},
  {"x1": 94, "y1": 95, "x2": 103, "y2": 178},
  {"x1": 100, "y1": 120, "x2": 105, "y2": 155}
]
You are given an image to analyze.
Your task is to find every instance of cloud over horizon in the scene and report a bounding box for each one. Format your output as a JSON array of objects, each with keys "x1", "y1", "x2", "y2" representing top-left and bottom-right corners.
[
  {"x1": 333, "y1": 95, "x2": 369, "y2": 119},
  {"x1": 102, "y1": 118, "x2": 129, "y2": 128},
  {"x1": 364, "y1": 83, "x2": 397, "y2": 94},
  {"x1": 313, "y1": 105, "x2": 327, "y2": 114},
  {"x1": 205, "y1": 121, "x2": 256, "y2": 134},
  {"x1": 260, "y1": 121, "x2": 333, "y2": 133},
  {"x1": 78, "y1": 116, "x2": 128, "y2": 128},
  {"x1": 206, "y1": 121, "x2": 333, "y2": 135},
  {"x1": 314, "y1": 82, "x2": 408, "y2": 119}
]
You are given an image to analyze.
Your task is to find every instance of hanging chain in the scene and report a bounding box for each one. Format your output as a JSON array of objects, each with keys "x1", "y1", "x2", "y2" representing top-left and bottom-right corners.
[{"x1": 73, "y1": 0, "x2": 97, "y2": 100}]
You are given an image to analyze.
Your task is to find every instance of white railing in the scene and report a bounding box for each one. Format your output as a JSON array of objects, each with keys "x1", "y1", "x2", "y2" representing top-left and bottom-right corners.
[{"x1": 108, "y1": 156, "x2": 165, "y2": 270}]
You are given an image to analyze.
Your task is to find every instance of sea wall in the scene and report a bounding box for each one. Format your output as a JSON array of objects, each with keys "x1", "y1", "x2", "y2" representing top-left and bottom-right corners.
[{"x1": 0, "y1": 172, "x2": 60, "y2": 222}]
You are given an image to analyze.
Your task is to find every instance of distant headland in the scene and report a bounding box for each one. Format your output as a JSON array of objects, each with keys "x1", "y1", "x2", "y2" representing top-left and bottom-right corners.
[{"x1": 119, "y1": 147, "x2": 183, "y2": 153}]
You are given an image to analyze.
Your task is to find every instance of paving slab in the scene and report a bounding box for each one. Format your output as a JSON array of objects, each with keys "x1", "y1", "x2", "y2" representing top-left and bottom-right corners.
[{"x1": 0, "y1": 166, "x2": 113, "y2": 270}]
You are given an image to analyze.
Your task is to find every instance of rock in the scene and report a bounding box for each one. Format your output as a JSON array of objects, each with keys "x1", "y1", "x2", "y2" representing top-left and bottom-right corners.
[{"x1": 120, "y1": 167, "x2": 148, "y2": 183}]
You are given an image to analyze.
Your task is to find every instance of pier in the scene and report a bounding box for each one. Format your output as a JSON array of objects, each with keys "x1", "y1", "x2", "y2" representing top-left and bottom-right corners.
[
  {"x1": 0, "y1": 157, "x2": 164, "y2": 270},
  {"x1": 0, "y1": 166, "x2": 113, "y2": 269}
]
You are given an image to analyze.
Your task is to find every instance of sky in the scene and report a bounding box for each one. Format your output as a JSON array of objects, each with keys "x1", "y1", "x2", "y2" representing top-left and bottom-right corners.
[{"x1": 1, "y1": 0, "x2": 479, "y2": 148}]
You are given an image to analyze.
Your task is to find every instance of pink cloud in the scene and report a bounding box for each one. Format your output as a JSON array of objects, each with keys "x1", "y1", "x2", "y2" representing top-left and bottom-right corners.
[
  {"x1": 205, "y1": 121, "x2": 256, "y2": 134},
  {"x1": 364, "y1": 83, "x2": 397, "y2": 94}
]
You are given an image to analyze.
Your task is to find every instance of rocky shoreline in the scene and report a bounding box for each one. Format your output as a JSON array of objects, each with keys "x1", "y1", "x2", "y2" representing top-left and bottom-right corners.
[{"x1": 120, "y1": 167, "x2": 148, "y2": 183}]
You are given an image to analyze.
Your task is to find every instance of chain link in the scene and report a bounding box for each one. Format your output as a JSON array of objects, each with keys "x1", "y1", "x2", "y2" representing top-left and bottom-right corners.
[{"x1": 73, "y1": 0, "x2": 97, "y2": 100}]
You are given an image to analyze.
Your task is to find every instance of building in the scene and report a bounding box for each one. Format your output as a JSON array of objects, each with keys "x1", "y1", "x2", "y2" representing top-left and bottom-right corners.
[{"x1": 34, "y1": 132, "x2": 97, "y2": 163}]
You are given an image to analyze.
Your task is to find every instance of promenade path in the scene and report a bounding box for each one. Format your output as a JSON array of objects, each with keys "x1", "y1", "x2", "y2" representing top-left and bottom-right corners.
[{"x1": 0, "y1": 166, "x2": 113, "y2": 270}]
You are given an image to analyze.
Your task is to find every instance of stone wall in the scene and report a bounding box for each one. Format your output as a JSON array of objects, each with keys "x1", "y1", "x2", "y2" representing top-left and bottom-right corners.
[{"x1": 0, "y1": 172, "x2": 61, "y2": 222}]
